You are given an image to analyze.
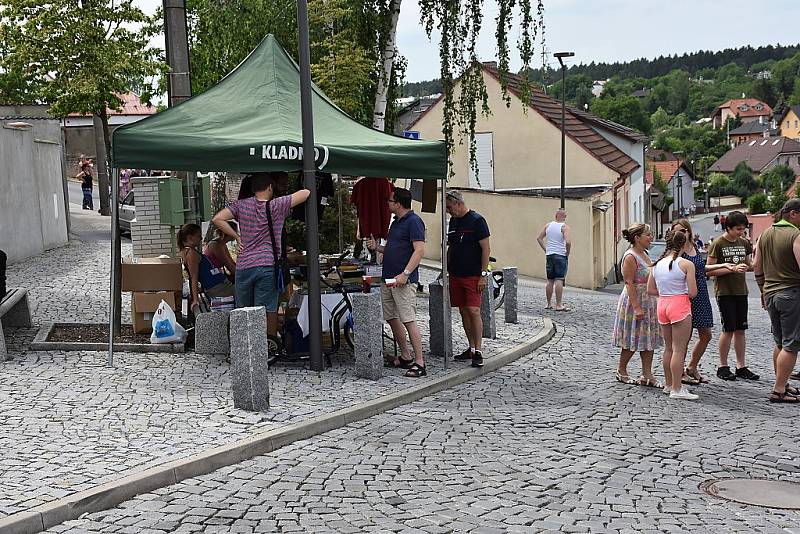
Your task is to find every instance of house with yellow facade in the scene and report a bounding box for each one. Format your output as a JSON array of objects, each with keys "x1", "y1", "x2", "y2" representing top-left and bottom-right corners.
[
  {"x1": 779, "y1": 105, "x2": 800, "y2": 140},
  {"x1": 408, "y1": 63, "x2": 642, "y2": 289}
]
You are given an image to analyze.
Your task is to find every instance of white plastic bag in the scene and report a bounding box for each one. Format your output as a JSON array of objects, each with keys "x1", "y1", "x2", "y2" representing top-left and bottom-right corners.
[{"x1": 150, "y1": 299, "x2": 187, "y2": 344}]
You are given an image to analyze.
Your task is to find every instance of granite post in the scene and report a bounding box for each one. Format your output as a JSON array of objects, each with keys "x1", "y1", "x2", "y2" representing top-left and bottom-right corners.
[
  {"x1": 428, "y1": 281, "x2": 452, "y2": 357},
  {"x1": 195, "y1": 311, "x2": 230, "y2": 355},
  {"x1": 351, "y1": 291, "x2": 383, "y2": 380},
  {"x1": 480, "y1": 274, "x2": 497, "y2": 339},
  {"x1": 503, "y1": 267, "x2": 518, "y2": 324},
  {"x1": 229, "y1": 307, "x2": 270, "y2": 411},
  {"x1": 0, "y1": 322, "x2": 7, "y2": 361}
]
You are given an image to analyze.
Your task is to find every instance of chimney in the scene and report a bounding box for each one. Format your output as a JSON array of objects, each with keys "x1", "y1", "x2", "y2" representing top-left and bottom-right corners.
[
  {"x1": 759, "y1": 115, "x2": 764, "y2": 124},
  {"x1": 742, "y1": 92, "x2": 746, "y2": 98}
]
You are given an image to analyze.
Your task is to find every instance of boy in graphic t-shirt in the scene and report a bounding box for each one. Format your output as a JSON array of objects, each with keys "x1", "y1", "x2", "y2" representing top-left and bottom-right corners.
[{"x1": 706, "y1": 211, "x2": 759, "y2": 382}]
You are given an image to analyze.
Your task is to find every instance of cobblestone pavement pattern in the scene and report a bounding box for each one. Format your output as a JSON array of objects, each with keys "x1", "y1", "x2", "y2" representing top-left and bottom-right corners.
[
  {"x1": 0, "y1": 207, "x2": 541, "y2": 518},
  {"x1": 44, "y1": 268, "x2": 800, "y2": 532}
]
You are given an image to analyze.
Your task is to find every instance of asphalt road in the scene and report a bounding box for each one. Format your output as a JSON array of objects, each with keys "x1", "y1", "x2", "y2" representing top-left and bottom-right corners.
[{"x1": 67, "y1": 179, "x2": 100, "y2": 209}]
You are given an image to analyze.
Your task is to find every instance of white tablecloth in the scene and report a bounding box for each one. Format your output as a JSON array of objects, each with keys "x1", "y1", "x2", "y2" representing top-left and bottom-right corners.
[{"x1": 296, "y1": 293, "x2": 350, "y2": 337}]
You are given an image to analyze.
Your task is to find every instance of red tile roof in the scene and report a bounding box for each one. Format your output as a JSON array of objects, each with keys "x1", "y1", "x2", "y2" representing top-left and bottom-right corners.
[
  {"x1": 647, "y1": 160, "x2": 694, "y2": 183},
  {"x1": 68, "y1": 92, "x2": 155, "y2": 117},
  {"x1": 712, "y1": 98, "x2": 772, "y2": 119}
]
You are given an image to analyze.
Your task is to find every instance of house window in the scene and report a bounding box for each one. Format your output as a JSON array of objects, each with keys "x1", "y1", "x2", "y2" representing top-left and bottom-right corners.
[
  {"x1": 788, "y1": 121, "x2": 791, "y2": 128},
  {"x1": 739, "y1": 104, "x2": 749, "y2": 112},
  {"x1": 754, "y1": 104, "x2": 763, "y2": 111}
]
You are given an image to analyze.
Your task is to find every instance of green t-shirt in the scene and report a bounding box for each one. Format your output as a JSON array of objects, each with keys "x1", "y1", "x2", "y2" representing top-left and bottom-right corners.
[{"x1": 708, "y1": 235, "x2": 752, "y2": 296}]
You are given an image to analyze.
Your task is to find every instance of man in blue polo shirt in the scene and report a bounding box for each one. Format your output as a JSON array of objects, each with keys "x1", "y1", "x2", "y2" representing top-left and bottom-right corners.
[{"x1": 367, "y1": 187, "x2": 427, "y2": 378}]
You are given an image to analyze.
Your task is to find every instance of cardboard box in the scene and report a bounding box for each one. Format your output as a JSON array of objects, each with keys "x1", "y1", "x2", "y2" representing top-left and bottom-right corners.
[
  {"x1": 122, "y1": 257, "x2": 183, "y2": 292},
  {"x1": 131, "y1": 291, "x2": 177, "y2": 333}
]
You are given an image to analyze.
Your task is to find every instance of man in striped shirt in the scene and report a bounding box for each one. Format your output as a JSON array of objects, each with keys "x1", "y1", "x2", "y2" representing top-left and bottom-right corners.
[{"x1": 213, "y1": 172, "x2": 310, "y2": 336}]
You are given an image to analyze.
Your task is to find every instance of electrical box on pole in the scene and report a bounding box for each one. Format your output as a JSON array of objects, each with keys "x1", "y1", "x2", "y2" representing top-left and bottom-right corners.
[{"x1": 158, "y1": 177, "x2": 187, "y2": 226}]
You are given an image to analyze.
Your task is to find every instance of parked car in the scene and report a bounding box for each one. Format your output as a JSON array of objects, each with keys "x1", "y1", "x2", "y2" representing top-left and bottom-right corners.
[{"x1": 119, "y1": 191, "x2": 135, "y2": 234}]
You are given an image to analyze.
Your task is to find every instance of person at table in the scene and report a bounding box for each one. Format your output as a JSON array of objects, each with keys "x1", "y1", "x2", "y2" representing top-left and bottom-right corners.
[
  {"x1": 205, "y1": 222, "x2": 238, "y2": 283},
  {"x1": 367, "y1": 187, "x2": 427, "y2": 378},
  {"x1": 212, "y1": 172, "x2": 310, "y2": 336},
  {"x1": 178, "y1": 223, "x2": 236, "y2": 316}
]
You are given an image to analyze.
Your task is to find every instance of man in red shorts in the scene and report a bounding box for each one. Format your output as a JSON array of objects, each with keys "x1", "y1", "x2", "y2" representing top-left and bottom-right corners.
[{"x1": 445, "y1": 191, "x2": 491, "y2": 367}]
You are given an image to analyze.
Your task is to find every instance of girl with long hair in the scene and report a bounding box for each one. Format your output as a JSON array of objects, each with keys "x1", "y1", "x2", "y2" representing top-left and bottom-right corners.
[
  {"x1": 613, "y1": 223, "x2": 661, "y2": 386},
  {"x1": 648, "y1": 229, "x2": 699, "y2": 400},
  {"x1": 177, "y1": 224, "x2": 236, "y2": 316},
  {"x1": 670, "y1": 219, "x2": 735, "y2": 384}
]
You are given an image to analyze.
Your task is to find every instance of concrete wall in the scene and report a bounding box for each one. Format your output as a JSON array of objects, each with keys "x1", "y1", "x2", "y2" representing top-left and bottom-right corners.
[
  {"x1": 0, "y1": 119, "x2": 69, "y2": 263},
  {"x1": 416, "y1": 189, "x2": 614, "y2": 289},
  {"x1": 412, "y1": 70, "x2": 619, "y2": 191},
  {"x1": 130, "y1": 176, "x2": 174, "y2": 257}
]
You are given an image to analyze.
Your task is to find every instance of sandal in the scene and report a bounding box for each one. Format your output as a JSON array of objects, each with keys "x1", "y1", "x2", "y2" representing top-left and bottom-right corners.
[
  {"x1": 681, "y1": 373, "x2": 701, "y2": 386},
  {"x1": 685, "y1": 367, "x2": 708, "y2": 384},
  {"x1": 785, "y1": 384, "x2": 800, "y2": 396},
  {"x1": 405, "y1": 363, "x2": 427, "y2": 378},
  {"x1": 769, "y1": 390, "x2": 800, "y2": 403},
  {"x1": 638, "y1": 376, "x2": 663, "y2": 388},
  {"x1": 615, "y1": 371, "x2": 637, "y2": 385},
  {"x1": 387, "y1": 357, "x2": 414, "y2": 369},
  {"x1": 554, "y1": 305, "x2": 569, "y2": 312}
]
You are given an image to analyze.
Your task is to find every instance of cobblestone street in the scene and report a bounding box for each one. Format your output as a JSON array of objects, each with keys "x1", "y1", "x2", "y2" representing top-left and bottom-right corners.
[
  {"x1": 37, "y1": 244, "x2": 800, "y2": 533},
  {"x1": 0, "y1": 206, "x2": 542, "y2": 522}
]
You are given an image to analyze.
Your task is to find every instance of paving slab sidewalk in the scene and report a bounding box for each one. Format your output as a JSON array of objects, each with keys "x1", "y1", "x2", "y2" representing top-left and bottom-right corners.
[{"x1": 0, "y1": 207, "x2": 551, "y2": 525}]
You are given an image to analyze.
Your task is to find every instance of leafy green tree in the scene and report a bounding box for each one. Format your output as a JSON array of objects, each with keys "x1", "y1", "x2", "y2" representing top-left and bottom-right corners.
[
  {"x1": 768, "y1": 187, "x2": 789, "y2": 214},
  {"x1": 790, "y1": 78, "x2": 800, "y2": 106},
  {"x1": 746, "y1": 193, "x2": 769, "y2": 215},
  {"x1": 750, "y1": 77, "x2": 777, "y2": 107},
  {"x1": 0, "y1": 0, "x2": 165, "y2": 215},
  {"x1": 590, "y1": 95, "x2": 651, "y2": 134},
  {"x1": 650, "y1": 107, "x2": 671, "y2": 130},
  {"x1": 761, "y1": 164, "x2": 795, "y2": 193},
  {"x1": 731, "y1": 161, "x2": 758, "y2": 200},
  {"x1": 666, "y1": 70, "x2": 690, "y2": 114}
]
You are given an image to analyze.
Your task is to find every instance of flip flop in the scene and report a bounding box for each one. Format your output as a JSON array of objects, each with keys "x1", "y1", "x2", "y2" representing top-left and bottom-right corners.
[
  {"x1": 615, "y1": 372, "x2": 637, "y2": 385},
  {"x1": 554, "y1": 306, "x2": 569, "y2": 312},
  {"x1": 638, "y1": 376, "x2": 664, "y2": 388}
]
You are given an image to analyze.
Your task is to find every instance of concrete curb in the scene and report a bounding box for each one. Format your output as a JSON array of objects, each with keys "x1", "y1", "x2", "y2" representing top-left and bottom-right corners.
[
  {"x1": 29, "y1": 323, "x2": 185, "y2": 354},
  {"x1": 0, "y1": 318, "x2": 555, "y2": 534}
]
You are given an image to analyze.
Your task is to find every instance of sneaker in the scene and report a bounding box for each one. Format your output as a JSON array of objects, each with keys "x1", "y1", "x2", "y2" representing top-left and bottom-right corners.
[
  {"x1": 454, "y1": 348, "x2": 473, "y2": 361},
  {"x1": 735, "y1": 367, "x2": 760, "y2": 380},
  {"x1": 471, "y1": 350, "x2": 484, "y2": 368},
  {"x1": 717, "y1": 366, "x2": 736, "y2": 381},
  {"x1": 670, "y1": 388, "x2": 699, "y2": 400}
]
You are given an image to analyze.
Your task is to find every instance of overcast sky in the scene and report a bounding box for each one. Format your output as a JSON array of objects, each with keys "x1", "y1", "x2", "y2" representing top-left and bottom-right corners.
[{"x1": 136, "y1": 0, "x2": 800, "y2": 83}]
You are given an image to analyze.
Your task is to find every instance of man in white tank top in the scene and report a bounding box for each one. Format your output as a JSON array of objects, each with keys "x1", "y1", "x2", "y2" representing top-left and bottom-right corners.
[{"x1": 536, "y1": 209, "x2": 571, "y2": 311}]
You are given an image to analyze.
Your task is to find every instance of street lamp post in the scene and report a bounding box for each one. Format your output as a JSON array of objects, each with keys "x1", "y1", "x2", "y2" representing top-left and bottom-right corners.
[{"x1": 554, "y1": 51, "x2": 574, "y2": 210}]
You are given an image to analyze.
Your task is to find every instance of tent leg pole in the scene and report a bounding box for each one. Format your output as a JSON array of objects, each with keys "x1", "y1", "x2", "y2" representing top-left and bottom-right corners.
[
  {"x1": 298, "y1": 0, "x2": 323, "y2": 372},
  {"x1": 441, "y1": 180, "x2": 451, "y2": 370},
  {"x1": 109, "y1": 167, "x2": 120, "y2": 367}
]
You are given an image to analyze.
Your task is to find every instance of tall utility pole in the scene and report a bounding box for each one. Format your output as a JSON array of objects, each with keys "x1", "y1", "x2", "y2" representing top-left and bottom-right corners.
[
  {"x1": 163, "y1": 0, "x2": 197, "y2": 223},
  {"x1": 298, "y1": 0, "x2": 324, "y2": 371},
  {"x1": 554, "y1": 52, "x2": 574, "y2": 210}
]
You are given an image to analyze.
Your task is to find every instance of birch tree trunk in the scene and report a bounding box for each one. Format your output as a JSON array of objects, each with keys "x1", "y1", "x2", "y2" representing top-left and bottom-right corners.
[{"x1": 372, "y1": 0, "x2": 401, "y2": 132}]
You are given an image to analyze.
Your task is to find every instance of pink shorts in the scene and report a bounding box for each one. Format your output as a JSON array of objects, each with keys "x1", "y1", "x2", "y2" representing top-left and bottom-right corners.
[{"x1": 657, "y1": 295, "x2": 692, "y2": 325}]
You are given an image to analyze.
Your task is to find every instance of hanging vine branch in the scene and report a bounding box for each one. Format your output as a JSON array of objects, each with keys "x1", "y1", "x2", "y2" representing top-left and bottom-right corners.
[{"x1": 418, "y1": 0, "x2": 546, "y2": 177}]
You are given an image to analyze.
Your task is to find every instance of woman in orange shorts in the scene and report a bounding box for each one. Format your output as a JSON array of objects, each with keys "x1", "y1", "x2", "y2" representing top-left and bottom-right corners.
[{"x1": 647, "y1": 230, "x2": 699, "y2": 400}]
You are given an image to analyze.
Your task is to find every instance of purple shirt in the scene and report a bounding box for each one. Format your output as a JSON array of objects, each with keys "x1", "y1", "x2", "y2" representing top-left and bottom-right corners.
[{"x1": 228, "y1": 195, "x2": 291, "y2": 270}]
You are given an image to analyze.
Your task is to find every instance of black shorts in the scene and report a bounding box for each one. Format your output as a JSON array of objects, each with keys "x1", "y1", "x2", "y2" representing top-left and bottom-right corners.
[{"x1": 716, "y1": 295, "x2": 748, "y2": 332}]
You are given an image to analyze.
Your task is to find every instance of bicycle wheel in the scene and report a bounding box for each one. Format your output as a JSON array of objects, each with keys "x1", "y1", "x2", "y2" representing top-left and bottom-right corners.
[{"x1": 494, "y1": 284, "x2": 505, "y2": 311}]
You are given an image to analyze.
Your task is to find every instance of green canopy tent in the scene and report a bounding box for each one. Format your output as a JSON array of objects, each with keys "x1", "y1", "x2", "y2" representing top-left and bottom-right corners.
[
  {"x1": 108, "y1": 34, "x2": 452, "y2": 368},
  {"x1": 112, "y1": 35, "x2": 446, "y2": 178}
]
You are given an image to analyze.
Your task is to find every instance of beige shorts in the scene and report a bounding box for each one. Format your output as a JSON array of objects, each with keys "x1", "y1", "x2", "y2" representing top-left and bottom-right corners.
[{"x1": 381, "y1": 283, "x2": 417, "y2": 323}]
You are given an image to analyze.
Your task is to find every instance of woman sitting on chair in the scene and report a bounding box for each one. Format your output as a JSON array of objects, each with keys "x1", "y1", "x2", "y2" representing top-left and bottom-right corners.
[
  {"x1": 178, "y1": 224, "x2": 235, "y2": 316},
  {"x1": 204, "y1": 224, "x2": 237, "y2": 283}
]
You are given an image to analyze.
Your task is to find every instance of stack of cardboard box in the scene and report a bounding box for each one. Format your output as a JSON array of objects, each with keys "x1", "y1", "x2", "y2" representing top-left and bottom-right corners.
[{"x1": 122, "y1": 257, "x2": 184, "y2": 333}]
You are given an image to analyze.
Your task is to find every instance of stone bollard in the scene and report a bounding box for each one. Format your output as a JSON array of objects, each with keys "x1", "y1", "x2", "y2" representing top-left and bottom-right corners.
[
  {"x1": 428, "y1": 281, "x2": 452, "y2": 357},
  {"x1": 502, "y1": 267, "x2": 518, "y2": 324},
  {"x1": 195, "y1": 311, "x2": 230, "y2": 355},
  {"x1": 480, "y1": 274, "x2": 497, "y2": 339},
  {"x1": 351, "y1": 291, "x2": 383, "y2": 380},
  {"x1": 229, "y1": 307, "x2": 270, "y2": 411}
]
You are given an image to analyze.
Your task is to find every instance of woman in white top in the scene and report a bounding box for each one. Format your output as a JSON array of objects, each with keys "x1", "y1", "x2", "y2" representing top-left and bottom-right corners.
[{"x1": 647, "y1": 230, "x2": 699, "y2": 400}]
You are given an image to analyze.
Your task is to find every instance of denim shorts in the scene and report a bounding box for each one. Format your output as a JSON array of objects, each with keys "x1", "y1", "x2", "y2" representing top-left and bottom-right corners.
[
  {"x1": 545, "y1": 254, "x2": 568, "y2": 281},
  {"x1": 236, "y1": 266, "x2": 279, "y2": 312}
]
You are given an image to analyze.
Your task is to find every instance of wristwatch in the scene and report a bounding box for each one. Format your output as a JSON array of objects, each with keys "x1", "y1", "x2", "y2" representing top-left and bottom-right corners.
[
  {"x1": 481, "y1": 270, "x2": 488, "y2": 277},
  {"x1": 402, "y1": 269, "x2": 411, "y2": 276}
]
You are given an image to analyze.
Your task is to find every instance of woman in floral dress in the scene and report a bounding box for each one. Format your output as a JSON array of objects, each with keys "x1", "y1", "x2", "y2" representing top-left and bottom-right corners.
[{"x1": 613, "y1": 223, "x2": 661, "y2": 386}]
